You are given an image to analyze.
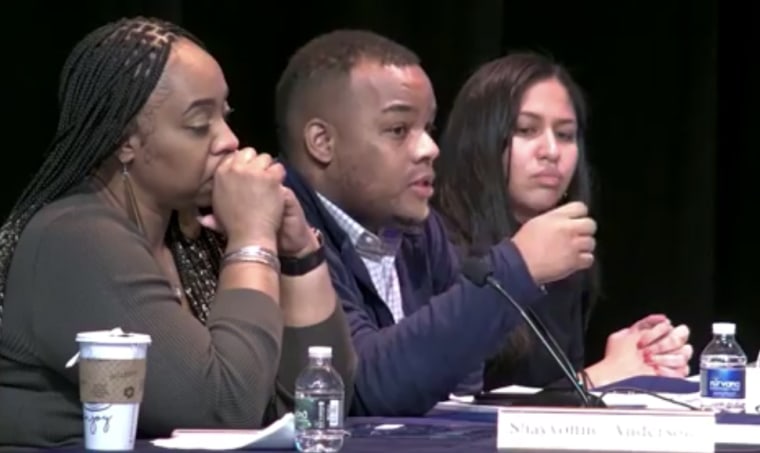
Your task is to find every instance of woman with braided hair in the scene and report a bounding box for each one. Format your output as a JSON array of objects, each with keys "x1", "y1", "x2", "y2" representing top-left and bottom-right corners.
[{"x1": 0, "y1": 16, "x2": 355, "y2": 449}]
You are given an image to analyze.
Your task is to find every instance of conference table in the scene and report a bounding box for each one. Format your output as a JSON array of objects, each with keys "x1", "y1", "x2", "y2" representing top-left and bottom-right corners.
[
  {"x1": 56, "y1": 411, "x2": 759, "y2": 452},
  {"x1": 54, "y1": 375, "x2": 759, "y2": 452}
]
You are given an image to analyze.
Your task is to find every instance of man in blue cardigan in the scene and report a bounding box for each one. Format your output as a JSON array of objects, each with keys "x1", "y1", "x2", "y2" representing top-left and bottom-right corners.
[{"x1": 275, "y1": 30, "x2": 597, "y2": 416}]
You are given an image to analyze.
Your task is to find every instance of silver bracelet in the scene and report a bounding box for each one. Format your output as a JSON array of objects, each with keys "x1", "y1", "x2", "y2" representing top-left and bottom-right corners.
[{"x1": 222, "y1": 245, "x2": 280, "y2": 273}]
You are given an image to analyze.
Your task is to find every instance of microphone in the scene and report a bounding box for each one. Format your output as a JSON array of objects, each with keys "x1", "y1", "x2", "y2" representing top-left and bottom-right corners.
[{"x1": 462, "y1": 257, "x2": 605, "y2": 408}]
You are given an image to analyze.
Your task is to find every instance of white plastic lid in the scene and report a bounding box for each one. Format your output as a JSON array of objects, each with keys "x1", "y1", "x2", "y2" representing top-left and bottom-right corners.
[
  {"x1": 75, "y1": 328, "x2": 152, "y2": 345},
  {"x1": 712, "y1": 322, "x2": 736, "y2": 335},
  {"x1": 308, "y1": 346, "x2": 332, "y2": 358}
]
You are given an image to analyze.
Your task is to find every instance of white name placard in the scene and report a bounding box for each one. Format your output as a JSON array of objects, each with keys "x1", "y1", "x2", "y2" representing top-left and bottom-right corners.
[{"x1": 497, "y1": 407, "x2": 715, "y2": 452}]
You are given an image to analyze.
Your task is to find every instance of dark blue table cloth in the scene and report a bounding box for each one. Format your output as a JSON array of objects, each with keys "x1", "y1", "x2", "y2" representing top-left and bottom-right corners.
[
  {"x1": 56, "y1": 417, "x2": 493, "y2": 452},
  {"x1": 53, "y1": 415, "x2": 757, "y2": 452},
  {"x1": 52, "y1": 376, "x2": 757, "y2": 452}
]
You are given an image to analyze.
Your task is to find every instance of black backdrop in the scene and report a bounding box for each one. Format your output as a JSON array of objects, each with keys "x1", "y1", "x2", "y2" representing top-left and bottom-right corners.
[{"x1": 6, "y1": 0, "x2": 758, "y2": 369}]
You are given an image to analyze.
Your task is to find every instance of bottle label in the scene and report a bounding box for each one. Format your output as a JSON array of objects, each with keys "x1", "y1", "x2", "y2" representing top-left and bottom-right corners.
[
  {"x1": 294, "y1": 395, "x2": 343, "y2": 430},
  {"x1": 701, "y1": 367, "x2": 746, "y2": 399}
]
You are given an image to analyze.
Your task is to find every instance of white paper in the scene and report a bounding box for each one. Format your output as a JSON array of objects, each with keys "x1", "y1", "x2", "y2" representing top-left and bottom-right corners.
[
  {"x1": 151, "y1": 413, "x2": 294, "y2": 450},
  {"x1": 745, "y1": 367, "x2": 760, "y2": 414},
  {"x1": 449, "y1": 384, "x2": 700, "y2": 411},
  {"x1": 489, "y1": 384, "x2": 541, "y2": 395},
  {"x1": 599, "y1": 391, "x2": 701, "y2": 410}
]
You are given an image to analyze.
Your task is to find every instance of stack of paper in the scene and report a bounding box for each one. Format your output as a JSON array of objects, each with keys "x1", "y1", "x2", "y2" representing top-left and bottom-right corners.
[{"x1": 151, "y1": 413, "x2": 294, "y2": 450}]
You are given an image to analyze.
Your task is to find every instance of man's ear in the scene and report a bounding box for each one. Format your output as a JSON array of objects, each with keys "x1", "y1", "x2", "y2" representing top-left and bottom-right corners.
[{"x1": 303, "y1": 118, "x2": 335, "y2": 165}]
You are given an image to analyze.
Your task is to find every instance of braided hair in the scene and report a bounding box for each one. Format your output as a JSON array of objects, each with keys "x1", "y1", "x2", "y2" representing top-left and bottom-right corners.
[{"x1": 0, "y1": 16, "x2": 221, "y2": 330}]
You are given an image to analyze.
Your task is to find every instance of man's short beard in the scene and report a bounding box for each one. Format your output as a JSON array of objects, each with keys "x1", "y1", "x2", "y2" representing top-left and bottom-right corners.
[{"x1": 390, "y1": 211, "x2": 429, "y2": 233}]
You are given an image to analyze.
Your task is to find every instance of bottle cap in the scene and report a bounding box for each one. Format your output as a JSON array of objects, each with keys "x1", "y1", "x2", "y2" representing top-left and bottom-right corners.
[
  {"x1": 712, "y1": 322, "x2": 736, "y2": 335},
  {"x1": 308, "y1": 346, "x2": 333, "y2": 358}
]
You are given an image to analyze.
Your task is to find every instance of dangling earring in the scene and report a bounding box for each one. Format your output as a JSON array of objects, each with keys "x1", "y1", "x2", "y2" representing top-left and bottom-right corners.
[{"x1": 122, "y1": 162, "x2": 145, "y2": 234}]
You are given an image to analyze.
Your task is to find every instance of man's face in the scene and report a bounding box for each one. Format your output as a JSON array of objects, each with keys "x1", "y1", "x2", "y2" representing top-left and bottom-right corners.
[{"x1": 327, "y1": 61, "x2": 439, "y2": 230}]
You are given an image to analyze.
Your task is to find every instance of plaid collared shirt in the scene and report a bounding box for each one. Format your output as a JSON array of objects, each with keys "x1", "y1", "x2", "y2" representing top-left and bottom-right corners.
[{"x1": 317, "y1": 193, "x2": 405, "y2": 322}]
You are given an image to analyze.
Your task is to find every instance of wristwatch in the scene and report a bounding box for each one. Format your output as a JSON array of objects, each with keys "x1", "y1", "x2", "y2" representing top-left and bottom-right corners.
[{"x1": 279, "y1": 228, "x2": 326, "y2": 276}]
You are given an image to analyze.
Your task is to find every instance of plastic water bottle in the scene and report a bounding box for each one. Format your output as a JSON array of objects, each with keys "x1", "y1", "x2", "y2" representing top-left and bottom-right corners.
[
  {"x1": 699, "y1": 322, "x2": 747, "y2": 412},
  {"x1": 294, "y1": 346, "x2": 345, "y2": 452}
]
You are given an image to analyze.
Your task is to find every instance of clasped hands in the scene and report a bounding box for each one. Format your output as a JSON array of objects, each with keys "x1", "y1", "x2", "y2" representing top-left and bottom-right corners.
[
  {"x1": 511, "y1": 205, "x2": 692, "y2": 383},
  {"x1": 600, "y1": 314, "x2": 693, "y2": 382},
  {"x1": 192, "y1": 147, "x2": 319, "y2": 258}
]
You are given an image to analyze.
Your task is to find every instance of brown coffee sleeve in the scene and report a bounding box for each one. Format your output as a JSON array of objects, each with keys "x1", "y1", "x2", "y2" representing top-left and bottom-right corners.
[{"x1": 79, "y1": 358, "x2": 147, "y2": 404}]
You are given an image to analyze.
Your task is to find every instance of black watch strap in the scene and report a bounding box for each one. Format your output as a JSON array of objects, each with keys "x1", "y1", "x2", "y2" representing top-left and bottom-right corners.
[{"x1": 279, "y1": 229, "x2": 326, "y2": 276}]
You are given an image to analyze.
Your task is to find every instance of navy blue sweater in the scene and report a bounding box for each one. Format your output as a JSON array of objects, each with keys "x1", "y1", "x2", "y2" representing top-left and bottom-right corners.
[{"x1": 284, "y1": 164, "x2": 545, "y2": 416}]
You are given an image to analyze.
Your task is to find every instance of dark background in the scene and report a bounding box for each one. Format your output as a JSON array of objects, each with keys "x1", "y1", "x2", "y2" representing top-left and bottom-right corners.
[{"x1": 6, "y1": 1, "x2": 758, "y2": 369}]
